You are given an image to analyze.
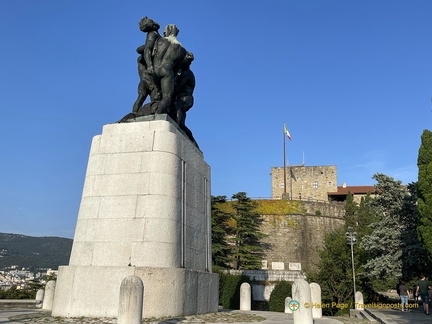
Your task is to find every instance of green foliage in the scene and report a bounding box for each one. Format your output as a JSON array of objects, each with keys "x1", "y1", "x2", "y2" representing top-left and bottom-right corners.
[
  {"x1": 230, "y1": 192, "x2": 267, "y2": 270},
  {"x1": 211, "y1": 196, "x2": 232, "y2": 268},
  {"x1": 268, "y1": 281, "x2": 292, "y2": 312},
  {"x1": 0, "y1": 286, "x2": 36, "y2": 299},
  {"x1": 0, "y1": 233, "x2": 72, "y2": 270},
  {"x1": 254, "y1": 200, "x2": 306, "y2": 215},
  {"x1": 360, "y1": 174, "x2": 426, "y2": 286},
  {"x1": 401, "y1": 182, "x2": 427, "y2": 277},
  {"x1": 26, "y1": 279, "x2": 44, "y2": 292},
  {"x1": 218, "y1": 272, "x2": 250, "y2": 309},
  {"x1": 306, "y1": 228, "x2": 354, "y2": 315},
  {"x1": 344, "y1": 192, "x2": 358, "y2": 227},
  {"x1": 360, "y1": 174, "x2": 405, "y2": 282},
  {"x1": 357, "y1": 194, "x2": 377, "y2": 238},
  {"x1": 211, "y1": 193, "x2": 267, "y2": 270},
  {"x1": 355, "y1": 194, "x2": 379, "y2": 278},
  {"x1": 252, "y1": 300, "x2": 269, "y2": 311},
  {"x1": 417, "y1": 129, "x2": 432, "y2": 265},
  {"x1": 213, "y1": 199, "x2": 306, "y2": 216}
]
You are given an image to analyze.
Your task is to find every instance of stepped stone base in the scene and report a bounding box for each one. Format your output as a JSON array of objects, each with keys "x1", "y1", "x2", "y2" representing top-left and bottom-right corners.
[
  {"x1": 52, "y1": 265, "x2": 219, "y2": 318},
  {"x1": 52, "y1": 116, "x2": 218, "y2": 318}
]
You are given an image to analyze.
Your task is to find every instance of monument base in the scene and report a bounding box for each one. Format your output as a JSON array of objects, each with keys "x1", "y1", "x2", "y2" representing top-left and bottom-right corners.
[
  {"x1": 52, "y1": 265, "x2": 219, "y2": 318},
  {"x1": 52, "y1": 117, "x2": 219, "y2": 318}
]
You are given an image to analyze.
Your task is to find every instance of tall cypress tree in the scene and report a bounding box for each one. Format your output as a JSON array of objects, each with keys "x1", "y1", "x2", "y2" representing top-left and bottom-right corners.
[
  {"x1": 306, "y1": 228, "x2": 354, "y2": 314},
  {"x1": 417, "y1": 129, "x2": 432, "y2": 264},
  {"x1": 357, "y1": 193, "x2": 377, "y2": 238},
  {"x1": 402, "y1": 182, "x2": 427, "y2": 277},
  {"x1": 344, "y1": 191, "x2": 358, "y2": 228}
]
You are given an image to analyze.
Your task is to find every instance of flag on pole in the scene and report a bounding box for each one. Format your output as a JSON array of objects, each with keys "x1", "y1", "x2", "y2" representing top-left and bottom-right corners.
[{"x1": 284, "y1": 123, "x2": 292, "y2": 141}]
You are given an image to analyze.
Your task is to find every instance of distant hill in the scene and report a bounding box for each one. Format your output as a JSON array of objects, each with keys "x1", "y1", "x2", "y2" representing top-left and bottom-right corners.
[{"x1": 0, "y1": 233, "x2": 72, "y2": 271}]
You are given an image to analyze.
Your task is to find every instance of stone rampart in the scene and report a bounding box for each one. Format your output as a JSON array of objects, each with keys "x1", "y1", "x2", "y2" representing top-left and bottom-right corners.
[
  {"x1": 301, "y1": 200, "x2": 345, "y2": 218},
  {"x1": 260, "y1": 211, "x2": 345, "y2": 272}
]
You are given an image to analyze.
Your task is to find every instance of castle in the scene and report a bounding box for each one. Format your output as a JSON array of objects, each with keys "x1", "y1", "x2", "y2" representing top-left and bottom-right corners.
[
  {"x1": 243, "y1": 165, "x2": 375, "y2": 301},
  {"x1": 271, "y1": 165, "x2": 375, "y2": 203}
]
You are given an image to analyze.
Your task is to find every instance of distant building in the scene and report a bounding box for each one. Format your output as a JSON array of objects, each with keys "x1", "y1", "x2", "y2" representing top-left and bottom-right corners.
[
  {"x1": 271, "y1": 165, "x2": 375, "y2": 203},
  {"x1": 328, "y1": 183, "x2": 375, "y2": 203}
]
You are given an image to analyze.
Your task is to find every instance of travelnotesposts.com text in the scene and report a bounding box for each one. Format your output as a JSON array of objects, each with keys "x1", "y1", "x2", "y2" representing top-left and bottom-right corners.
[{"x1": 303, "y1": 302, "x2": 419, "y2": 310}]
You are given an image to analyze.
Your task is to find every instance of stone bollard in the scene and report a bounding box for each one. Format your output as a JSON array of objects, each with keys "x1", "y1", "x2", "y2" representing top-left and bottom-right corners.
[
  {"x1": 118, "y1": 275, "x2": 144, "y2": 324},
  {"x1": 42, "y1": 280, "x2": 56, "y2": 311},
  {"x1": 355, "y1": 291, "x2": 364, "y2": 310},
  {"x1": 310, "y1": 282, "x2": 322, "y2": 318},
  {"x1": 284, "y1": 296, "x2": 292, "y2": 313},
  {"x1": 240, "y1": 282, "x2": 251, "y2": 311},
  {"x1": 292, "y1": 279, "x2": 313, "y2": 324},
  {"x1": 35, "y1": 289, "x2": 44, "y2": 309}
]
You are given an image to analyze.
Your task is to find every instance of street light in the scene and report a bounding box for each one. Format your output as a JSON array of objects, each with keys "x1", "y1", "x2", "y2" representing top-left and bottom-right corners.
[{"x1": 346, "y1": 226, "x2": 357, "y2": 306}]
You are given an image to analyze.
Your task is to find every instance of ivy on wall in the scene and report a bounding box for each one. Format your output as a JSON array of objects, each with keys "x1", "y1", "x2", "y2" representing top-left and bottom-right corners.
[{"x1": 213, "y1": 199, "x2": 306, "y2": 216}]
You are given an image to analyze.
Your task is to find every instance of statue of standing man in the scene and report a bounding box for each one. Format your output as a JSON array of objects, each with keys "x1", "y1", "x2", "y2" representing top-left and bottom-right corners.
[{"x1": 132, "y1": 17, "x2": 161, "y2": 113}]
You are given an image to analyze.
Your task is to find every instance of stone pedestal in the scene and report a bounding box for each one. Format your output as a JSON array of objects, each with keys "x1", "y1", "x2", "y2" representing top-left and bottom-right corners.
[{"x1": 52, "y1": 116, "x2": 219, "y2": 318}]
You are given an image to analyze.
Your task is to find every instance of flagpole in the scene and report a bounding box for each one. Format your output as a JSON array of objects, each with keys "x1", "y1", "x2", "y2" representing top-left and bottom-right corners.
[{"x1": 283, "y1": 122, "x2": 287, "y2": 196}]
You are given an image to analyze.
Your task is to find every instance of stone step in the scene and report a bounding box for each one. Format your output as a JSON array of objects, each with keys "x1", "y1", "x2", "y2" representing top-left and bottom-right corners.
[
  {"x1": 365, "y1": 308, "x2": 398, "y2": 323},
  {"x1": 359, "y1": 309, "x2": 377, "y2": 322}
]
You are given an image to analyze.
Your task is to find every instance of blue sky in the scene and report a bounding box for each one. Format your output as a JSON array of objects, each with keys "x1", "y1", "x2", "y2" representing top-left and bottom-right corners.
[{"x1": 1, "y1": 0, "x2": 431, "y2": 238}]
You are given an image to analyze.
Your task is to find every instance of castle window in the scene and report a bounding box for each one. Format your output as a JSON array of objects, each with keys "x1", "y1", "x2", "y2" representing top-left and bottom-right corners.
[
  {"x1": 313, "y1": 181, "x2": 318, "y2": 189},
  {"x1": 328, "y1": 181, "x2": 332, "y2": 187}
]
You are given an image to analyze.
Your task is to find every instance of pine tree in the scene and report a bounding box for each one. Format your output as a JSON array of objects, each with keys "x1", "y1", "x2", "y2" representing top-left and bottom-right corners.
[
  {"x1": 211, "y1": 195, "x2": 231, "y2": 268},
  {"x1": 229, "y1": 192, "x2": 266, "y2": 270},
  {"x1": 417, "y1": 129, "x2": 432, "y2": 264},
  {"x1": 359, "y1": 174, "x2": 411, "y2": 286}
]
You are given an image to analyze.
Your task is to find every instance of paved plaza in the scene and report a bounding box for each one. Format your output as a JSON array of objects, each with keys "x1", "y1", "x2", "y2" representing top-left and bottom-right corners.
[{"x1": 1, "y1": 306, "x2": 432, "y2": 324}]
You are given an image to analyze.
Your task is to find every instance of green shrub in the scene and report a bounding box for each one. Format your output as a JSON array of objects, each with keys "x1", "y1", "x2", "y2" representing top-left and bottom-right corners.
[
  {"x1": 0, "y1": 286, "x2": 36, "y2": 299},
  {"x1": 219, "y1": 272, "x2": 250, "y2": 309},
  {"x1": 268, "y1": 281, "x2": 292, "y2": 312},
  {"x1": 252, "y1": 300, "x2": 269, "y2": 310}
]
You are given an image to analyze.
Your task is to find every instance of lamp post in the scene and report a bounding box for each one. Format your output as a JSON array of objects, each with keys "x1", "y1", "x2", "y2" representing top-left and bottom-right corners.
[{"x1": 346, "y1": 226, "x2": 357, "y2": 306}]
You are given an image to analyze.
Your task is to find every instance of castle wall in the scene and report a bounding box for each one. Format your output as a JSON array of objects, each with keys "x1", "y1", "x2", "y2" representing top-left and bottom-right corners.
[
  {"x1": 222, "y1": 203, "x2": 345, "y2": 301},
  {"x1": 259, "y1": 203, "x2": 345, "y2": 272}
]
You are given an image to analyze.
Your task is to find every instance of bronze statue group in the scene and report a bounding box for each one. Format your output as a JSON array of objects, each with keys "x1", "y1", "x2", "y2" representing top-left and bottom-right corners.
[{"x1": 121, "y1": 17, "x2": 197, "y2": 147}]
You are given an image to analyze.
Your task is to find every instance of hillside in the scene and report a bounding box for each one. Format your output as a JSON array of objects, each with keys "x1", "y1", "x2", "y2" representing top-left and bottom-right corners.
[{"x1": 0, "y1": 233, "x2": 72, "y2": 271}]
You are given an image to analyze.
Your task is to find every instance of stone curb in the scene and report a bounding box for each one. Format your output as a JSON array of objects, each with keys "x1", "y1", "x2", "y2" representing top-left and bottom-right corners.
[
  {"x1": 365, "y1": 308, "x2": 398, "y2": 324},
  {"x1": 358, "y1": 310, "x2": 377, "y2": 322}
]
